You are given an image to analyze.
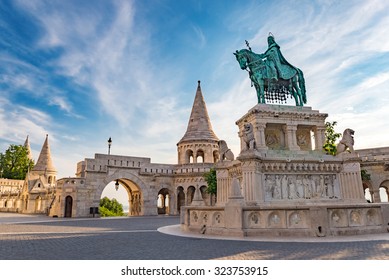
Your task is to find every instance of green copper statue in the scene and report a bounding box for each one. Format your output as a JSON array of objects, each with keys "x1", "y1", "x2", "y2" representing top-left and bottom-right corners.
[{"x1": 234, "y1": 34, "x2": 306, "y2": 106}]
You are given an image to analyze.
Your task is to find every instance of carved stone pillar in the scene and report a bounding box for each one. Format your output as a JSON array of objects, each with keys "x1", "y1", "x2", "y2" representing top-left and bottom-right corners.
[
  {"x1": 255, "y1": 122, "x2": 267, "y2": 150},
  {"x1": 314, "y1": 126, "x2": 326, "y2": 151},
  {"x1": 372, "y1": 189, "x2": 381, "y2": 203},
  {"x1": 284, "y1": 124, "x2": 300, "y2": 151}
]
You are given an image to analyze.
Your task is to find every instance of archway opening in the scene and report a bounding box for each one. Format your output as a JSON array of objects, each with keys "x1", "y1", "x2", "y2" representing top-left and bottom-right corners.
[
  {"x1": 101, "y1": 178, "x2": 142, "y2": 216},
  {"x1": 363, "y1": 183, "x2": 372, "y2": 202},
  {"x1": 186, "y1": 150, "x2": 194, "y2": 164},
  {"x1": 196, "y1": 150, "x2": 204, "y2": 163},
  {"x1": 187, "y1": 186, "x2": 195, "y2": 205},
  {"x1": 177, "y1": 186, "x2": 185, "y2": 214},
  {"x1": 157, "y1": 188, "x2": 170, "y2": 215},
  {"x1": 364, "y1": 187, "x2": 372, "y2": 203},
  {"x1": 379, "y1": 186, "x2": 388, "y2": 202},
  {"x1": 64, "y1": 196, "x2": 73, "y2": 217}
]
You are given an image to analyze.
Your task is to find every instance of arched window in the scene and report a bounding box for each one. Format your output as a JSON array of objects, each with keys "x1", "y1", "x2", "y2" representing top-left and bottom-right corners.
[
  {"x1": 186, "y1": 149, "x2": 194, "y2": 164},
  {"x1": 379, "y1": 186, "x2": 388, "y2": 202},
  {"x1": 196, "y1": 150, "x2": 204, "y2": 163},
  {"x1": 177, "y1": 187, "x2": 185, "y2": 213},
  {"x1": 187, "y1": 186, "x2": 195, "y2": 205},
  {"x1": 364, "y1": 187, "x2": 372, "y2": 202}
]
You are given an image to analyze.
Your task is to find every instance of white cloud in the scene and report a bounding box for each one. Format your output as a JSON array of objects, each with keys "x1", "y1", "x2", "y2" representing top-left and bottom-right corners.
[
  {"x1": 0, "y1": 98, "x2": 52, "y2": 147},
  {"x1": 191, "y1": 25, "x2": 206, "y2": 49},
  {"x1": 358, "y1": 72, "x2": 389, "y2": 90}
]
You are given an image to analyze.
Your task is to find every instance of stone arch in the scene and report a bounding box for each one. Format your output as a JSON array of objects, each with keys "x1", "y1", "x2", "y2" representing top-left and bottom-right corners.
[
  {"x1": 185, "y1": 149, "x2": 194, "y2": 163},
  {"x1": 187, "y1": 186, "x2": 195, "y2": 205},
  {"x1": 363, "y1": 182, "x2": 373, "y2": 202},
  {"x1": 64, "y1": 195, "x2": 73, "y2": 217},
  {"x1": 196, "y1": 149, "x2": 204, "y2": 163},
  {"x1": 177, "y1": 186, "x2": 185, "y2": 214},
  {"x1": 99, "y1": 170, "x2": 150, "y2": 215},
  {"x1": 157, "y1": 188, "x2": 171, "y2": 215},
  {"x1": 379, "y1": 181, "x2": 389, "y2": 202}
]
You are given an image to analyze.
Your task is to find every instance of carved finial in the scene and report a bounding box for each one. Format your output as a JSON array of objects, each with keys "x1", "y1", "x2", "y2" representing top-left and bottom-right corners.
[
  {"x1": 198, "y1": 80, "x2": 201, "y2": 86},
  {"x1": 268, "y1": 32, "x2": 274, "y2": 38},
  {"x1": 245, "y1": 40, "x2": 252, "y2": 51}
]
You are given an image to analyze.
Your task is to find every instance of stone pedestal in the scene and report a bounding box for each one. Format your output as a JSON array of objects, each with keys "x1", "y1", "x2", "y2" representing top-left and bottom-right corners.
[{"x1": 183, "y1": 104, "x2": 387, "y2": 237}]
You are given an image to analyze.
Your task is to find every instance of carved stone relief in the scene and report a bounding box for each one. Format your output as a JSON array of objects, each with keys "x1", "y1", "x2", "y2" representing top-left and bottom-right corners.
[
  {"x1": 296, "y1": 128, "x2": 312, "y2": 151},
  {"x1": 267, "y1": 210, "x2": 285, "y2": 228},
  {"x1": 349, "y1": 210, "x2": 362, "y2": 226},
  {"x1": 264, "y1": 174, "x2": 340, "y2": 201},
  {"x1": 329, "y1": 209, "x2": 347, "y2": 227},
  {"x1": 366, "y1": 208, "x2": 381, "y2": 226},
  {"x1": 265, "y1": 126, "x2": 284, "y2": 149},
  {"x1": 287, "y1": 211, "x2": 308, "y2": 228},
  {"x1": 247, "y1": 211, "x2": 262, "y2": 228},
  {"x1": 212, "y1": 212, "x2": 224, "y2": 227}
]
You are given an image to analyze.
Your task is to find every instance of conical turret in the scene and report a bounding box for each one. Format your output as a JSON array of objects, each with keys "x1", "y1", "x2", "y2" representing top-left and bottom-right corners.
[
  {"x1": 178, "y1": 81, "x2": 219, "y2": 143},
  {"x1": 177, "y1": 81, "x2": 219, "y2": 164},
  {"x1": 32, "y1": 134, "x2": 56, "y2": 174},
  {"x1": 24, "y1": 135, "x2": 33, "y2": 160}
]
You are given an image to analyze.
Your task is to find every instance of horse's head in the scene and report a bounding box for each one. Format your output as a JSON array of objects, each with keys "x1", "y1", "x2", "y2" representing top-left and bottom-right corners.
[{"x1": 233, "y1": 49, "x2": 249, "y2": 70}]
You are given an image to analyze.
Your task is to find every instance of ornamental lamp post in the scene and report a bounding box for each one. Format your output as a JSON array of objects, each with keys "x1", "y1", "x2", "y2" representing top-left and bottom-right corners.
[{"x1": 107, "y1": 137, "x2": 112, "y2": 155}]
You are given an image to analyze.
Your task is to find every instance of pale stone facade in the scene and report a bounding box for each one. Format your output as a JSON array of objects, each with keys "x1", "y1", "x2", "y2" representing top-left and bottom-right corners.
[
  {"x1": 0, "y1": 135, "x2": 57, "y2": 214},
  {"x1": 358, "y1": 147, "x2": 389, "y2": 203},
  {"x1": 1, "y1": 82, "x2": 218, "y2": 217}
]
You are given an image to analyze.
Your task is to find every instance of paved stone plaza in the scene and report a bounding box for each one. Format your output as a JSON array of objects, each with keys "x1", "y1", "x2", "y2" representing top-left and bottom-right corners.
[{"x1": 0, "y1": 213, "x2": 388, "y2": 260}]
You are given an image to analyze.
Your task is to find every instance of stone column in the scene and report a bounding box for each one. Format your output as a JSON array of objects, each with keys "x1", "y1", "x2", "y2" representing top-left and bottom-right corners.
[
  {"x1": 314, "y1": 126, "x2": 326, "y2": 151},
  {"x1": 255, "y1": 122, "x2": 268, "y2": 150},
  {"x1": 216, "y1": 168, "x2": 229, "y2": 206},
  {"x1": 284, "y1": 124, "x2": 300, "y2": 151},
  {"x1": 372, "y1": 189, "x2": 381, "y2": 203},
  {"x1": 193, "y1": 148, "x2": 197, "y2": 163}
]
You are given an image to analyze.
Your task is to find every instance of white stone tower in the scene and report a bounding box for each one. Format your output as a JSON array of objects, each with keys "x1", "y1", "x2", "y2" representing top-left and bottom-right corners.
[
  {"x1": 177, "y1": 81, "x2": 219, "y2": 164},
  {"x1": 31, "y1": 134, "x2": 57, "y2": 185}
]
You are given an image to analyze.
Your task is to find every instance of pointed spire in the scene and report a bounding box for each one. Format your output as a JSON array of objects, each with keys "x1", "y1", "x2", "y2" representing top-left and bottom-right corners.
[
  {"x1": 32, "y1": 134, "x2": 56, "y2": 173},
  {"x1": 179, "y1": 81, "x2": 219, "y2": 143},
  {"x1": 24, "y1": 135, "x2": 32, "y2": 160}
]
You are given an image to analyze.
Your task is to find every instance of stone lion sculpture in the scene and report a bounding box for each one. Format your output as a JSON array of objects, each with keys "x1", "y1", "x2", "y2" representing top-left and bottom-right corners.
[
  {"x1": 242, "y1": 123, "x2": 256, "y2": 150},
  {"x1": 218, "y1": 140, "x2": 234, "y2": 162},
  {"x1": 336, "y1": 128, "x2": 355, "y2": 155}
]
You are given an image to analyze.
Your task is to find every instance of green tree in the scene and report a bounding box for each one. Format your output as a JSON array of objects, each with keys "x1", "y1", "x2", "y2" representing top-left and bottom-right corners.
[
  {"x1": 361, "y1": 169, "x2": 371, "y2": 181},
  {"x1": 0, "y1": 144, "x2": 34, "y2": 179},
  {"x1": 204, "y1": 168, "x2": 217, "y2": 195},
  {"x1": 99, "y1": 196, "x2": 124, "y2": 217},
  {"x1": 323, "y1": 121, "x2": 342, "y2": 156}
]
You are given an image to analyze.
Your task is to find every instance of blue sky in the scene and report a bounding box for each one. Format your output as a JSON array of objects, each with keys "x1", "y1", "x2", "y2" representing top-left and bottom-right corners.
[{"x1": 1, "y1": 0, "x2": 389, "y2": 180}]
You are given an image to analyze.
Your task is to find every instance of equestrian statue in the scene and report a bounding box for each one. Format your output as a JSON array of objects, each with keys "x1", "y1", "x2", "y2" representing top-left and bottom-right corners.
[{"x1": 234, "y1": 33, "x2": 306, "y2": 106}]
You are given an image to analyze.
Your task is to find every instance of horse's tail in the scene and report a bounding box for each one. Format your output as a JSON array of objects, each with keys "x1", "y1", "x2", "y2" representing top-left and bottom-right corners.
[{"x1": 297, "y1": 68, "x2": 307, "y2": 104}]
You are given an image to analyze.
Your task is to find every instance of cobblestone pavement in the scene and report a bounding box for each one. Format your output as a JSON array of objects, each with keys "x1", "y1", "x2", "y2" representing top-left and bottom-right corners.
[{"x1": 0, "y1": 213, "x2": 388, "y2": 260}]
